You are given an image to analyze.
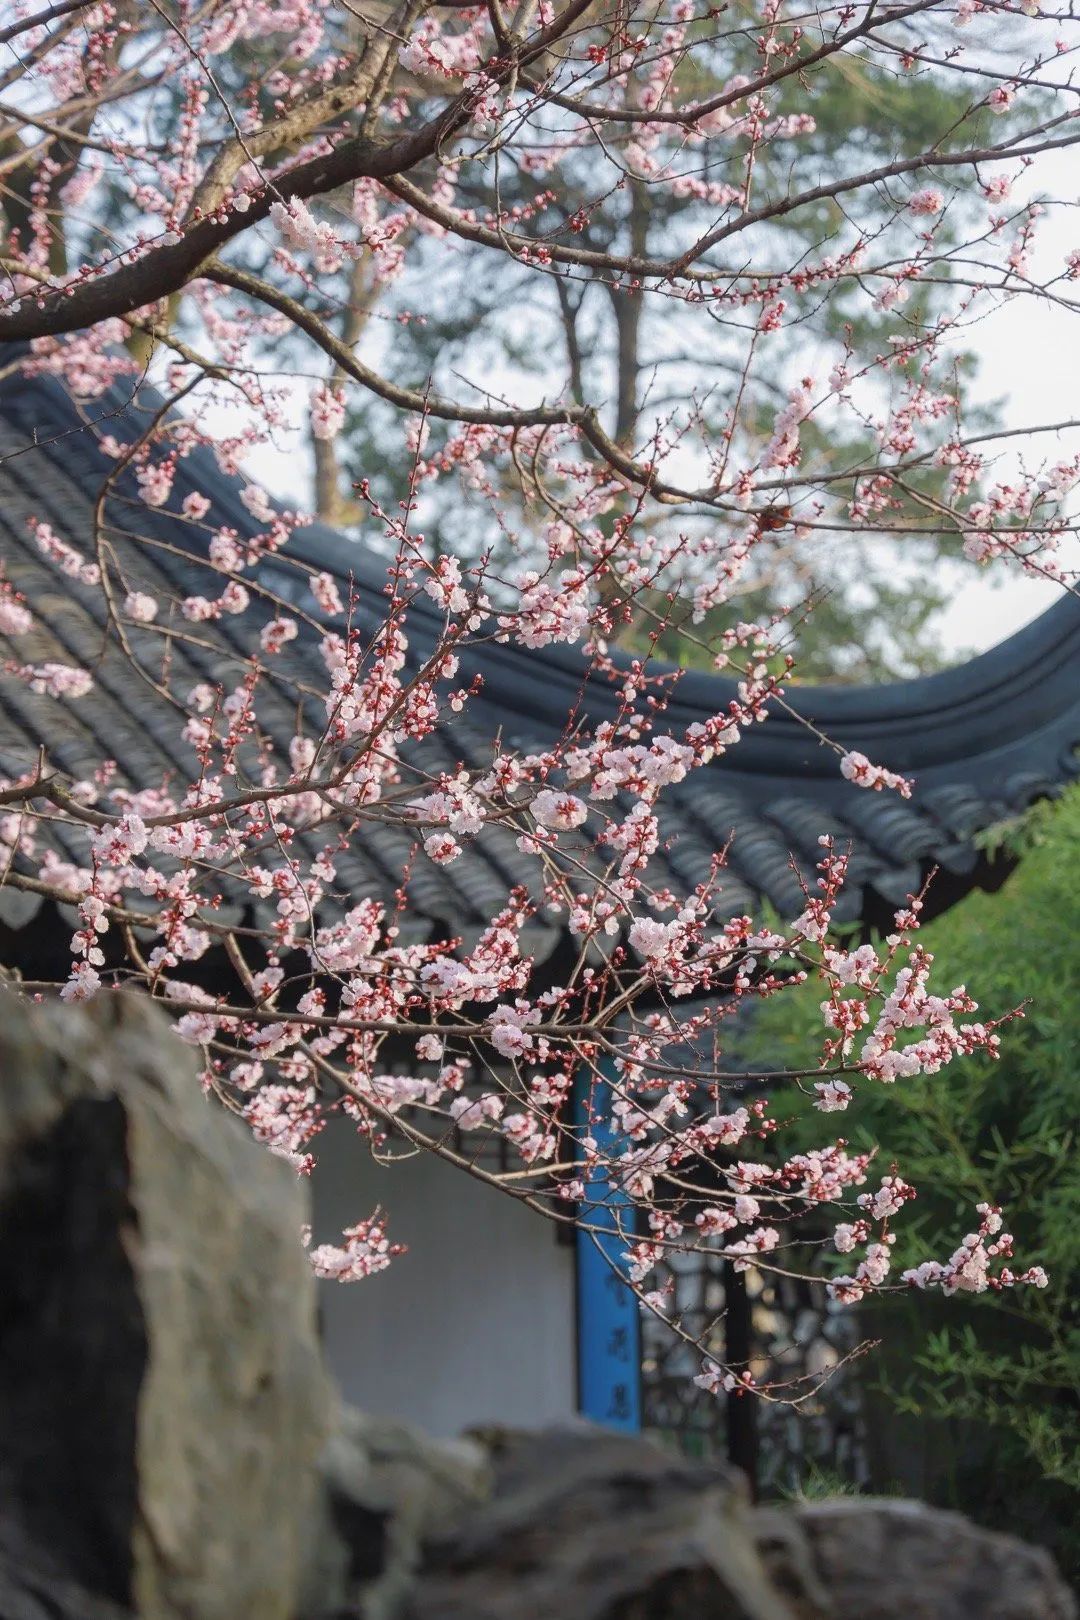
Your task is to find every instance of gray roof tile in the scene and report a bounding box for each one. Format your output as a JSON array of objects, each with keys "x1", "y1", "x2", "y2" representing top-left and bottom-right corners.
[{"x1": 2, "y1": 369, "x2": 1079, "y2": 960}]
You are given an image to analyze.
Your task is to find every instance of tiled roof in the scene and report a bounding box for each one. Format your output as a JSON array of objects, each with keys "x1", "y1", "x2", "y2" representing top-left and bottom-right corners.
[{"x1": 2, "y1": 369, "x2": 1079, "y2": 959}]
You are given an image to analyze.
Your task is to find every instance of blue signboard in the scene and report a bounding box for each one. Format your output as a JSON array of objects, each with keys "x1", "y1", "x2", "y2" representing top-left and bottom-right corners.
[{"x1": 573, "y1": 1062, "x2": 642, "y2": 1431}]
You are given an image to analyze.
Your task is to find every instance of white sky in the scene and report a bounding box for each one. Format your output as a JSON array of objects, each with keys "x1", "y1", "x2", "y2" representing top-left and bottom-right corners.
[{"x1": 934, "y1": 145, "x2": 1080, "y2": 652}]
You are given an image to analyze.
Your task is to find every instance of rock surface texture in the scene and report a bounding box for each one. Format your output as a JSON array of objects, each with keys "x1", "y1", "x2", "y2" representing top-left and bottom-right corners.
[
  {"x1": 404, "y1": 1426, "x2": 796, "y2": 1620},
  {"x1": 299, "y1": 1407, "x2": 491, "y2": 1620},
  {"x1": 787, "y1": 1498, "x2": 1079, "y2": 1620},
  {"x1": 0, "y1": 992, "x2": 331, "y2": 1620},
  {"x1": 0, "y1": 992, "x2": 1075, "y2": 1620}
]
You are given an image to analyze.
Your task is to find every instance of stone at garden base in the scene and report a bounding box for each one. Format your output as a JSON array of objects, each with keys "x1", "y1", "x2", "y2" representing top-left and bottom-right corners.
[
  {"x1": 787, "y1": 1498, "x2": 1078, "y2": 1620},
  {"x1": 299, "y1": 1406, "x2": 492, "y2": 1620},
  {"x1": 0, "y1": 990, "x2": 1076, "y2": 1620},
  {"x1": 0, "y1": 991, "x2": 332, "y2": 1620},
  {"x1": 750, "y1": 1506, "x2": 835, "y2": 1619},
  {"x1": 403, "y1": 1425, "x2": 800, "y2": 1620},
  {"x1": 0, "y1": 1549, "x2": 138, "y2": 1620}
]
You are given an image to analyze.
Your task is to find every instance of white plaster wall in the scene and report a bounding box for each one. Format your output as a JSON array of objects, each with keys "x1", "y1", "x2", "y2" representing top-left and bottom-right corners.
[{"x1": 312, "y1": 1117, "x2": 578, "y2": 1436}]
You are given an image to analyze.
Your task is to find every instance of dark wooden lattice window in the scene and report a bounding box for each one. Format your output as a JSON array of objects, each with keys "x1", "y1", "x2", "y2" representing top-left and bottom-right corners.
[{"x1": 641, "y1": 1247, "x2": 870, "y2": 1496}]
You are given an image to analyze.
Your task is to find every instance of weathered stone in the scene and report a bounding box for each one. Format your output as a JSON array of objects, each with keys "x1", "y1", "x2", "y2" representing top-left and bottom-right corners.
[
  {"x1": 790, "y1": 1498, "x2": 1078, "y2": 1620},
  {"x1": 0, "y1": 992, "x2": 332, "y2": 1620},
  {"x1": 404, "y1": 1425, "x2": 799, "y2": 1620},
  {"x1": 1, "y1": 991, "x2": 1076, "y2": 1620},
  {"x1": 751, "y1": 1506, "x2": 834, "y2": 1619},
  {"x1": 0, "y1": 1547, "x2": 137, "y2": 1620},
  {"x1": 299, "y1": 1407, "x2": 491, "y2": 1620}
]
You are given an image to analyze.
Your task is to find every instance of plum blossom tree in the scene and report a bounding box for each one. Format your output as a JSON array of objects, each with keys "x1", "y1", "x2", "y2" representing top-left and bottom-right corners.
[
  {"x1": 0, "y1": 0, "x2": 1075, "y2": 1408},
  {"x1": 304, "y1": 34, "x2": 1031, "y2": 680}
]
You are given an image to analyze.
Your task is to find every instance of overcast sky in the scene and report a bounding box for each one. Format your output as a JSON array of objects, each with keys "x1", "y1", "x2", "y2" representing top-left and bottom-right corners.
[{"x1": 935, "y1": 145, "x2": 1079, "y2": 653}]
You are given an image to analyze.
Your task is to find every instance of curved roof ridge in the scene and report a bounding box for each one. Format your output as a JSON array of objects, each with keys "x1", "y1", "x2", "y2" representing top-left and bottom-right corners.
[
  {"x1": 446, "y1": 587, "x2": 1080, "y2": 774},
  {"x1": 4, "y1": 366, "x2": 1079, "y2": 787}
]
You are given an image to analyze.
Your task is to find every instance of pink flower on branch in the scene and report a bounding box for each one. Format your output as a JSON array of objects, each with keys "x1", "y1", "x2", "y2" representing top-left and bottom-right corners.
[
  {"x1": 840, "y1": 751, "x2": 913, "y2": 798},
  {"x1": 0, "y1": 0, "x2": 1066, "y2": 1417}
]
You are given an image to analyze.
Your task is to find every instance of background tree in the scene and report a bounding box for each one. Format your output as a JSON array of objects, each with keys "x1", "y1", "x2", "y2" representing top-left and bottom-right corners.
[{"x1": 311, "y1": 31, "x2": 1037, "y2": 679}]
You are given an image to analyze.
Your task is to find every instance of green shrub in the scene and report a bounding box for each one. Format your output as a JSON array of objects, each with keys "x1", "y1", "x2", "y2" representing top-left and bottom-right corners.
[{"x1": 742, "y1": 787, "x2": 1080, "y2": 1580}]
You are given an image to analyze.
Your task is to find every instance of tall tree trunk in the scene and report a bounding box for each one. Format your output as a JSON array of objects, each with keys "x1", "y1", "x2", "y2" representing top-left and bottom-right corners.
[
  {"x1": 608, "y1": 183, "x2": 650, "y2": 449},
  {"x1": 312, "y1": 256, "x2": 381, "y2": 524}
]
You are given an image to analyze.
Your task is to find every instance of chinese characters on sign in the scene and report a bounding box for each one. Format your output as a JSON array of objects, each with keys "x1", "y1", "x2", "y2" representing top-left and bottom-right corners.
[{"x1": 574, "y1": 1064, "x2": 642, "y2": 1432}]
